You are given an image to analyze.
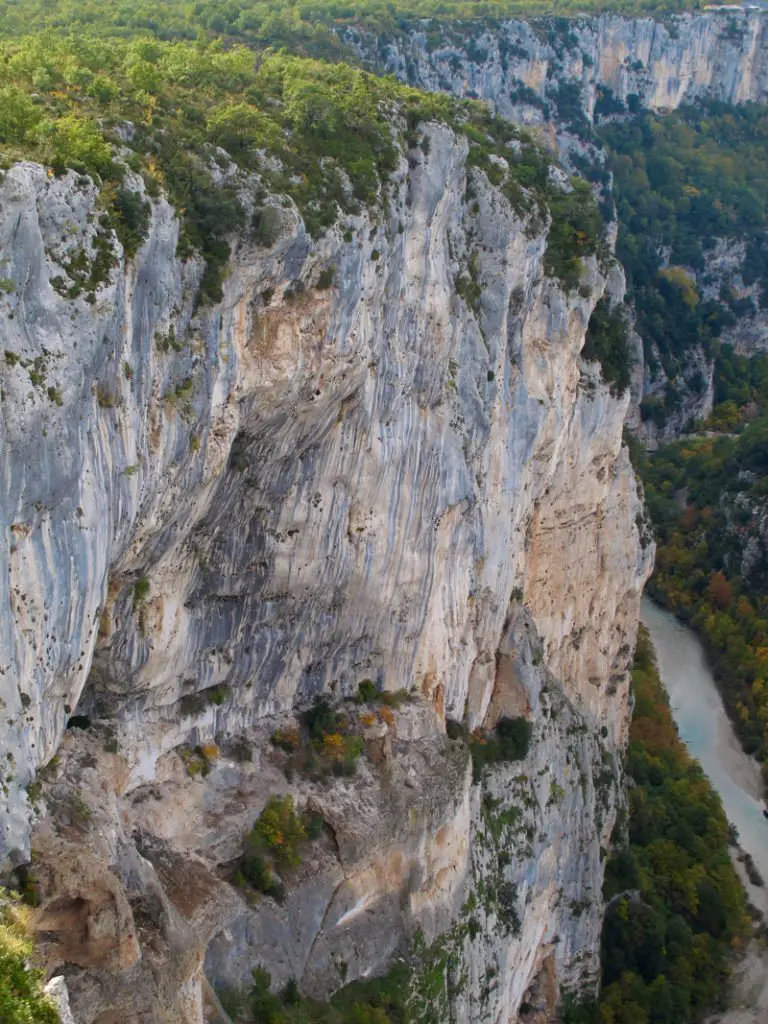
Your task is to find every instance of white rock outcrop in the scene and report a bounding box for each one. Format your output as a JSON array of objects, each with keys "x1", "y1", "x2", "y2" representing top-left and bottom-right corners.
[
  {"x1": 0, "y1": 123, "x2": 651, "y2": 1021},
  {"x1": 367, "y1": 10, "x2": 768, "y2": 119}
]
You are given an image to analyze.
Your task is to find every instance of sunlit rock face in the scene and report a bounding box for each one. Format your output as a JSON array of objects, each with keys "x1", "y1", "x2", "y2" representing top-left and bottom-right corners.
[
  {"x1": 0, "y1": 121, "x2": 650, "y2": 1022},
  {"x1": 361, "y1": 11, "x2": 768, "y2": 120},
  {"x1": 351, "y1": 10, "x2": 768, "y2": 445}
]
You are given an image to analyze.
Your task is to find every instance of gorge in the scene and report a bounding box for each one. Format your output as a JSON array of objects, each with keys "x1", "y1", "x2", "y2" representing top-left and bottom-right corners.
[{"x1": 0, "y1": 6, "x2": 765, "y2": 1024}]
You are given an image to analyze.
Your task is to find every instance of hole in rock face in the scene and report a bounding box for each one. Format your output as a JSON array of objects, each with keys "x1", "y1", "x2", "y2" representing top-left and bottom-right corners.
[
  {"x1": 445, "y1": 718, "x2": 465, "y2": 741},
  {"x1": 66, "y1": 715, "x2": 92, "y2": 730},
  {"x1": 228, "y1": 430, "x2": 251, "y2": 472},
  {"x1": 36, "y1": 896, "x2": 90, "y2": 948}
]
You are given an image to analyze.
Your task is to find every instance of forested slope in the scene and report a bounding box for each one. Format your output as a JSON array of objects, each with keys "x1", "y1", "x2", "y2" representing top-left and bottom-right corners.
[
  {"x1": 0, "y1": 0, "x2": 700, "y2": 53},
  {"x1": 601, "y1": 104, "x2": 768, "y2": 432},
  {"x1": 567, "y1": 628, "x2": 749, "y2": 1024}
]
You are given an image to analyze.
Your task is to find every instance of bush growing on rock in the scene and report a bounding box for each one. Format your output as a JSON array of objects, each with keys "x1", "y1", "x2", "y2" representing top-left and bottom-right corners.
[
  {"x1": 206, "y1": 684, "x2": 231, "y2": 706},
  {"x1": 582, "y1": 297, "x2": 633, "y2": 397},
  {"x1": 469, "y1": 716, "x2": 532, "y2": 782},
  {"x1": 271, "y1": 726, "x2": 301, "y2": 752},
  {"x1": 235, "y1": 797, "x2": 324, "y2": 904},
  {"x1": 356, "y1": 680, "x2": 379, "y2": 703},
  {"x1": 495, "y1": 716, "x2": 533, "y2": 760},
  {"x1": 179, "y1": 745, "x2": 213, "y2": 777},
  {"x1": 218, "y1": 960, "x2": 410, "y2": 1024},
  {"x1": 0, "y1": 889, "x2": 58, "y2": 1024},
  {"x1": 254, "y1": 795, "x2": 307, "y2": 868},
  {"x1": 270, "y1": 697, "x2": 366, "y2": 778},
  {"x1": 133, "y1": 574, "x2": 150, "y2": 605},
  {"x1": 445, "y1": 718, "x2": 465, "y2": 741}
]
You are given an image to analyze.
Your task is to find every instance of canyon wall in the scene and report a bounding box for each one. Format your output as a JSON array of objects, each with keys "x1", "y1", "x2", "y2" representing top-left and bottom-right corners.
[
  {"x1": 0, "y1": 117, "x2": 651, "y2": 1022},
  {"x1": 361, "y1": 10, "x2": 768, "y2": 121},
  {"x1": 352, "y1": 9, "x2": 768, "y2": 444},
  {"x1": 10, "y1": 7, "x2": 767, "y2": 1019}
]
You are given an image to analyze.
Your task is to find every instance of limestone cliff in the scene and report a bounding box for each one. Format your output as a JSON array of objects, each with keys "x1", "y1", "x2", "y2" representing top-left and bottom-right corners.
[
  {"x1": 359, "y1": 10, "x2": 768, "y2": 121},
  {"x1": 351, "y1": 9, "x2": 768, "y2": 443},
  {"x1": 0, "y1": 119, "x2": 651, "y2": 1021}
]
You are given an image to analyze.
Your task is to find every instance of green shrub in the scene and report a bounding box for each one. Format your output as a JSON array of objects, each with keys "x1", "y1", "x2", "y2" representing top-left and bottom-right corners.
[
  {"x1": 301, "y1": 696, "x2": 341, "y2": 742},
  {"x1": 180, "y1": 693, "x2": 206, "y2": 718},
  {"x1": 271, "y1": 726, "x2": 301, "y2": 752},
  {"x1": 380, "y1": 689, "x2": 410, "y2": 708},
  {"x1": 316, "y1": 266, "x2": 335, "y2": 289},
  {"x1": 445, "y1": 718, "x2": 466, "y2": 741},
  {"x1": 229, "y1": 737, "x2": 253, "y2": 763},
  {"x1": 455, "y1": 269, "x2": 481, "y2": 313},
  {"x1": 495, "y1": 716, "x2": 533, "y2": 760},
  {"x1": 133, "y1": 574, "x2": 149, "y2": 605},
  {"x1": 583, "y1": 298, "x2": 633, "y2": 396},
  {"x1": 26, "y1": 780, "x2": 42, "y2": 804},
  {"x1": 305, "y1": 812, "x2": 325, "y2": 840},
  {"x1": 179, "y1": 746, "x2": 210, "y2": 777},
  {"x1": 236, "y1": 797, "x2": 326, "y2": 902},
  {"x1": 241, "y1": 960, "x2": 410, "y2": 1024},
  {"x1": 470, "y1": 716, "x2": 532, "y2": 782},
  {"x1": 252, "y1": 207, "x2": 282, "y2": 247},
  {"x1": 249, "y1": 967, "x2": 285, "y2": 1022},
  {"x1": 47, "y1": 114, "x2": 115, "y2": 178},
  {"x1": 0, "y1": 890, "x2": 58, "y2": 1024},
  {"x1": 543, "y1": 179, "x2": 602, "y2": 291},
  {"x1": 103, "y1": 728, "x2": 119, "y2": 754},
  {"x1": 273, "y1": 699, "x2": 367, "y2": 780},
  {"x1": 216, "y1": 985, "x2": 248, "y2": 1021},
  {"x1": 111, "y1": 185, "x2": 151, "y2": 258},
  {"x1": 253, "y1": 795, "x2": 307, "y2": 868},
  {"x1": 206, "y1": 684, "x2": 231, "y2": 706},
  {"x1": 237, "y1": 851, "x2": 285, "y2": 903},
  {"x1": 356, "y1": 680, "x2": 379, "y2": 703},
  {"x1": 0, "y1": 84, "x2": 42, "y2": 144},
  {"x1": 228, "y1": 431, "x2": 250, "y2": 473}
]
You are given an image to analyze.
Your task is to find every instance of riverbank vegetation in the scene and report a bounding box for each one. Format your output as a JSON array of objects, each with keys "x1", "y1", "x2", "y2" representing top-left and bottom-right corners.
[
  {"x1": 567, "y1": 626, "x2": 749, "y2": 1024},
  {"x1": 633, "y1": 390, "x2": 768, "y2": 775}
]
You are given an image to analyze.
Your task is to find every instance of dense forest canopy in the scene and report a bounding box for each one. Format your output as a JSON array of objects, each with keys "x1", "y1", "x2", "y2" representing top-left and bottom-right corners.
[
  {"x1": 597, "y1": 89, "x2": 768, "y2": 799},
  {"x1": 0, "y1": 31, "x2": 607, "y2": 301},
  {"x1": 0, "y1": 0, "x2": 700, "y2": 53},
  {"x1": 600, "y1": 104, "x2": 768, "y2": 424}
]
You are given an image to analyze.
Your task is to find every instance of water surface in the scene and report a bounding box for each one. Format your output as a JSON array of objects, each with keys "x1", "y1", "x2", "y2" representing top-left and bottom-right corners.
[{"x1": 641, "y1": 597, "x2": 768, "y2": 887}]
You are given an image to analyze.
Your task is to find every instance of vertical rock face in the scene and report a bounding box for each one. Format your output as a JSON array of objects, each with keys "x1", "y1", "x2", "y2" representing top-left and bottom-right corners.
[
  {"x1": 0, "y1": 123, "x2": 651, "y2": 1021},
  {"x1": 362, "y1": 11, "x2": 768, "y2": 120},
  {"x1": 354, "y1": 11, "x2": 768, "y2": 445}
]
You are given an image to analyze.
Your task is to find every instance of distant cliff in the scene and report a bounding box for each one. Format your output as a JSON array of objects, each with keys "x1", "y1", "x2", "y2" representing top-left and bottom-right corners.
[
  {"x1": 357, "y1": 11, "x2": 768, "y2": 117},
  {"x1": 349, "y1": 9, "x2": 768, "y2": 445}
]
